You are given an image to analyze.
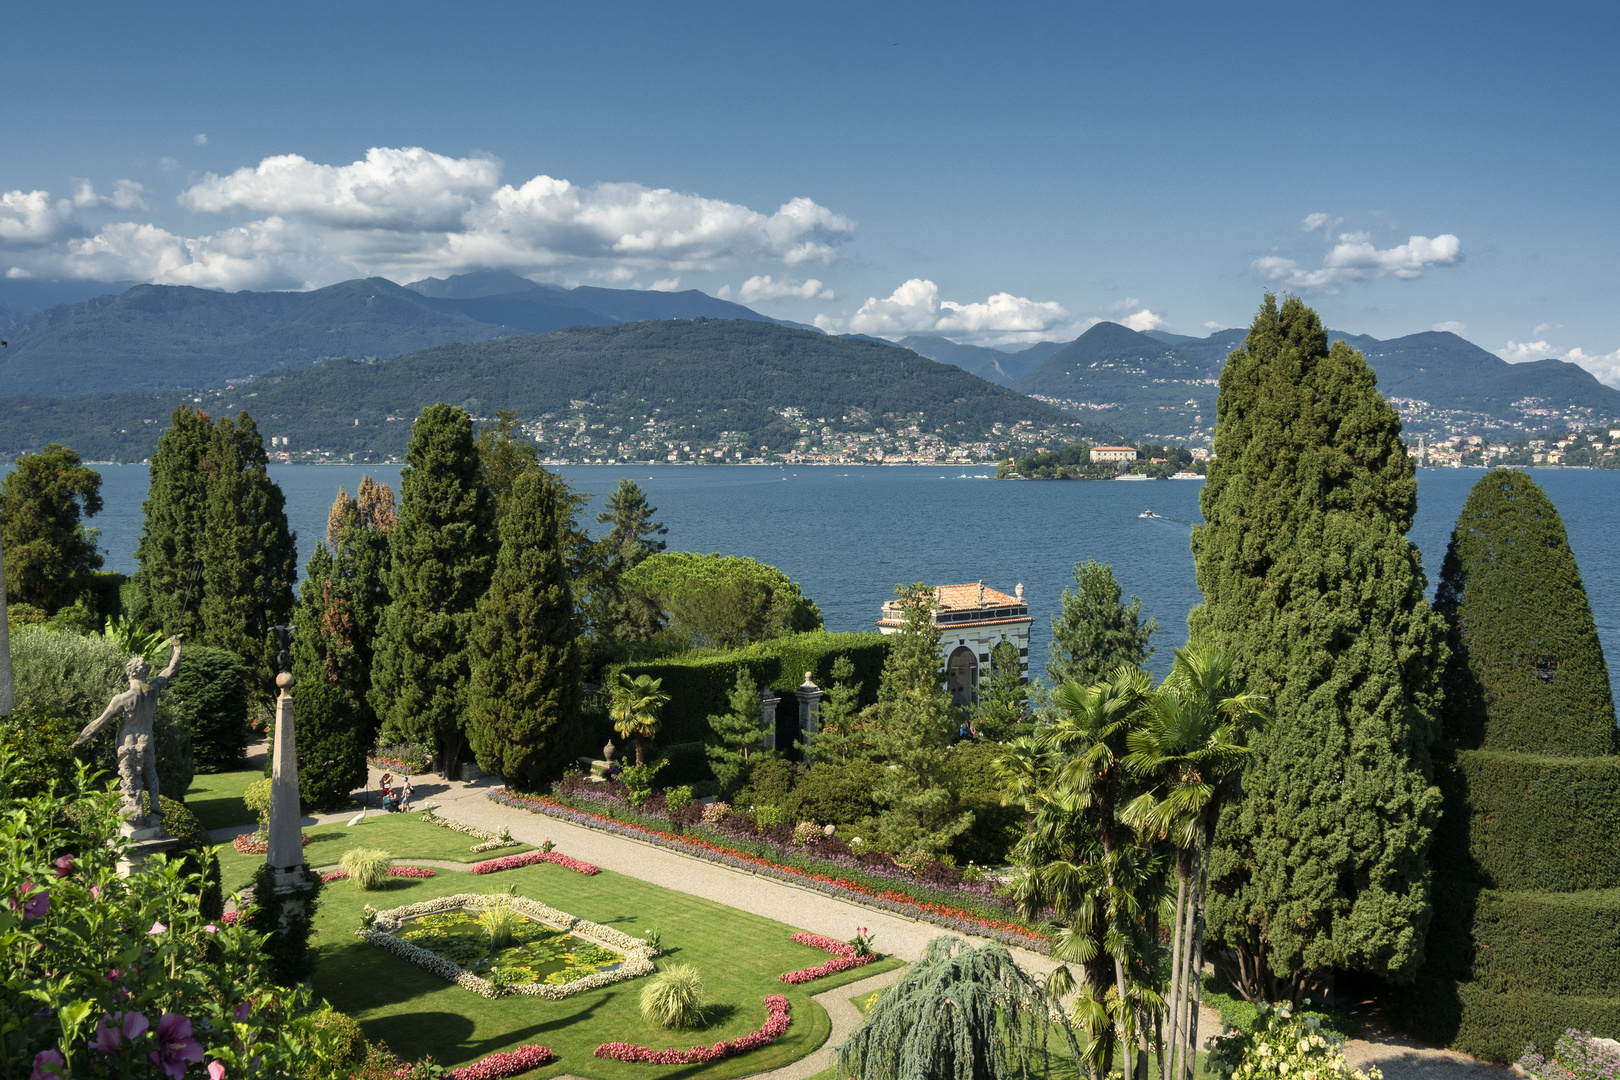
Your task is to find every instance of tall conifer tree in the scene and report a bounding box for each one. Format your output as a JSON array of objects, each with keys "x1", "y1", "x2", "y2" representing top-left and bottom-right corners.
[
  {"x1": 198, "y1": 412, "x2": 297, "y2": 694},
  {"x1": 1406, "y1": 470, "x2": 1620, "y2": 1060},
  {"x1": 1192, "y1": 295, "x2": 1446, "y2": 998},
  {"x1": 465, "y1": 467, "x2": 582, "y2": 787},
  {"x1": 588, "y1": 479, "x2": 667, "y2": 641},
  {"x1": 1047, "y1": 560, "x2": 1156, "y2": 689},
  {"x1": 131, "y1": 407, "x2": 215, "y2": 636},
  {"x1": 370, "y1": 404, "x2": 494, "y2": 774}
]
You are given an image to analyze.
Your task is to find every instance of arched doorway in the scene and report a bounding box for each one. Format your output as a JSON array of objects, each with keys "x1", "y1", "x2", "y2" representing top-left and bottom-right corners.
[{"x1": 946, "y1": 646, "x2": 978, "y2": 708}]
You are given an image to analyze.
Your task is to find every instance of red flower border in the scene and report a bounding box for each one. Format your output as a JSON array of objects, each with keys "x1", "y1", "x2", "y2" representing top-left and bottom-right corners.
[{"x1": 594, "y1": 996, "x2": 790, "y2": 1065}]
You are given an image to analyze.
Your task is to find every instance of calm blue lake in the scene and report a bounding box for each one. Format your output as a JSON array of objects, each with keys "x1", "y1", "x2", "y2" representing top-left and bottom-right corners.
[{"x1": 58, "y1": 464, "x2": 1620, "y2": 693}]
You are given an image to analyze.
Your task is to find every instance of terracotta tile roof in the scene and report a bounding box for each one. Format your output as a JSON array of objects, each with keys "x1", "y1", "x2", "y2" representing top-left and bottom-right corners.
[{"x1": 933, "y1": 583, "x2": 1021, "y2": 610}]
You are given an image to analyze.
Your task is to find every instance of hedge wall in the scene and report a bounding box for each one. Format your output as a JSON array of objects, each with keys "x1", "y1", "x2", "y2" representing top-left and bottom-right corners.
[
  {"x1": 1400, "y1": 974, "x2": 1620, "y2": 1065},
  {"x1": 1430, "y1": 750, "x2": 1620, "y2": 891},
  {"x1": 607, "y1": 631, "x2": 889, "y2": 746}
]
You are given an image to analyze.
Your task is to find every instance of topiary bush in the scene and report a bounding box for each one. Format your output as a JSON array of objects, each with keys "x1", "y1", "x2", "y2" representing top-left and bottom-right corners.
[
  {"x1": 640, "y1": 964, "x2": 706, "y2": 1029},
  {"x1": 294, "y1": 682, "x2": 367, "y2": 812},
  {"x1": 340, "y1": 847, "x2": 392, "y2": 890},
  {"x1": 783, "y1": 759, "x2": 882, "y2": 826},
  {"x1": 245, "y1": 777, "x2": 273, "y2": 827},
  {"x1": 163, "y1": 645, "x2": 249, "y2": 772}
]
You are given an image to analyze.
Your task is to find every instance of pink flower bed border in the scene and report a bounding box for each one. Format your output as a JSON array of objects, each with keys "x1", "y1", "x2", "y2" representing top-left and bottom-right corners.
[
  {"x1": 319, "y1": 866, "x2": 436, "y2": 883},
  {"x1": 231, "y1": 831, "x2": 309, "y2": 855},
  {"x1": 469, "y1": 849, "x2": 598, "y2": 876},
  {"x1": 779, "y1": 931, "x2": 876, "y2": 984},
  {"x1": 445, "y1": 1043, "x2": 554, "y2": 1079},
  {"x1": 594, "y1": 996, "x2": 790, "y2": 1064}
]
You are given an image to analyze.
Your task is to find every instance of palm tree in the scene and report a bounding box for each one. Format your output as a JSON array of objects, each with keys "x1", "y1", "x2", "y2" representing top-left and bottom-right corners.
[
  {"x1": 1122, "y1": 644, "x2": 1271, "y2": 1080},
  {"x1": 610, "y1": 672, "x2": 670, "y2": 765}
]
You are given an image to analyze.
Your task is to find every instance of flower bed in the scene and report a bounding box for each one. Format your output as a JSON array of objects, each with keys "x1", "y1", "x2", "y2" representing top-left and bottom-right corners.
[
  {"x1": 231, "y1": 831, "x2": 309, "y2": 855},
  {"x1": 488, "y1": 788, "x2": 1050, "y2": 952},
  {"x1": 320, "y1": 866, "x2": 437, "y2": 883},
  {"x1": 419, "y1": 810, "x2": 522, "y2": 852},
  {"x1": 447, "y1": 1044, "x2": 554, "y2": 1080},
  {"x1": 594, "y1": 995, "x2": 791, "y2": 1064},
  {"x1": 469, "y1": 849, "x2": 598, "y2": 876},
  {"x1": 779, "y1": 931, "x2": 877, "y2": 984},
  {"x1": 359, "y1": 894, "x2": 655, "y2": 999}
]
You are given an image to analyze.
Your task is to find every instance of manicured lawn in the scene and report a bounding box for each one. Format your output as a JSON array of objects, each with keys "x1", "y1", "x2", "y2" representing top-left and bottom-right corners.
[
  {"x1": 308, "y1": 860, "x2": 903, "y2": 1078},
  {"x1": 215, "y1": 813, "x2": 534, "y2": 893},
  {"x1": 184, "y1": 768, "x2": 263, "y2": 831}
]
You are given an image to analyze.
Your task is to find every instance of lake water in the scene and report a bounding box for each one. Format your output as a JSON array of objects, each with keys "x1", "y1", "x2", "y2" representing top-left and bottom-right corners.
[{"x1": 58, "y1": 464, "x2": 1620, "y2": 692}]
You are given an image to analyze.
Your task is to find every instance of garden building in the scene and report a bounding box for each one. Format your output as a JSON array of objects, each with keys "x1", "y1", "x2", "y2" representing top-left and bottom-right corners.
[{"x1": 877, "y1": 582, "x2": 1031, "y2": 707}]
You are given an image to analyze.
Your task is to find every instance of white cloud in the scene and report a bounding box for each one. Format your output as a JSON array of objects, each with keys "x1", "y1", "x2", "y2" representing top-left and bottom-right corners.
[
  {"x1": 194, "y1": 134, "x2": 208, "y2": 146},
  {"x1": 1102, "y1": 296, "x2": 1167, "y2": 332},
  {"x1": 1, "y1": 146, "x2": 856, "y2": 291},
  {"x1": 648, "y1": 277, "x2": 681, "y2": 292},
  {"x1": 1432, "y1": 321, "x2": 1467, "y2": 334},
  {"x1": 720, "y1": 274, "x2": 834, "y2": 303},
  {"x1": 1534, "y1": 322, "x2": 1560, "y2": 335},
  {"x1": 1254, "y1": 227, "x2": 1462, "y2": 294},
  {"x1": 7, "y1": 266, "x2": 31, "y2": 279},
  {"x1": 815, "y1": 278, "x2": 1077, "y2": 345},
  {"x1": 1301, "y1": 212, "x2": 1342, "y2": 232},
  {"x1": 1203, "y1": 320, "x2": 1227, "y2": 331},
  {"x1": 1498, "y1": 339, "x2": 1620, "y2": 387}
]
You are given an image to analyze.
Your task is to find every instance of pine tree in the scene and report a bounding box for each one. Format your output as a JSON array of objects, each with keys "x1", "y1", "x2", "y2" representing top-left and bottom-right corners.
[
  {"x1": 0, "y1": 443, "x2": 104, "y2": 613},
  {"x1": 805, "y1": 656, "x2": 870, "y2": 765},
  {"x1": 1192, "y1": 295, "x2": 1446, "y2": 999},
  {"x1": 130, "y1": 407, "x2": 215, "y2": 636},
  {"x1": 197, "y1": 412, "x2": 298, "y2": 696},
  {"x1": 476, "y1": 410, "x2": 540, "y2": 519},
  {"x1": 975, "y1": 636, "x2": 1029, "y2": 741},
  {"x1": 868, "y1": 584, "x2": 973, "y2": 856},
  {"x1": 1047, "y1": 560, "x2": 1157, "y2": 689},
  {"x1": 589, "y1": 479, "x2": 667, "y2": 641},
  {"x1": 370, "y1": 404, "x2": 495, "y2": 775},
  {"x1": 465, "y1": 467, "x2": 583, "y2": 787},
  {"x1": 706, "y1": 668, "x2": 765, "y2": 796},
  {"x1": 1405, "y1": 470, "x2": 1620, "y2": 1060}
]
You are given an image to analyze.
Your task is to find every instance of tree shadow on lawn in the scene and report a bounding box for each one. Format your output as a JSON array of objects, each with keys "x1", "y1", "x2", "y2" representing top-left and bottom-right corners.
[{"x1": 364, "y1": 996, "x2": 612, "y2": 1064}]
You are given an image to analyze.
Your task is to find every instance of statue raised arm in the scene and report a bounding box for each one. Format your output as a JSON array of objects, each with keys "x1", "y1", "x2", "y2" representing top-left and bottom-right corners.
[{"x1": 76, "y1": 638, "x2": 182, "y2": 835}]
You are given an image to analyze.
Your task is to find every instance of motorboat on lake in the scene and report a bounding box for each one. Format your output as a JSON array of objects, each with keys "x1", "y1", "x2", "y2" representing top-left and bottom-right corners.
[{"x1": 1139, "y1": 510, "x2": 1158, "y2": 519}]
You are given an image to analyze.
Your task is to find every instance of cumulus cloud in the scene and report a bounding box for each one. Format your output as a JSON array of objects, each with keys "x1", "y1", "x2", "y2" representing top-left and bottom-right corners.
[
  {"x1": 1499, "y1": 339, "x2": 1620, "y2": 387},
  {"x1": 1103, "y1": 296, "x2": 1167, "y2": 332},
  {"x1": 1, "y1": 146, "x2": 856, "y2": 291},
  {"x1": 648, "y1": 277, "x2": 681, "y2": 292},
  {"x1": 0, "y1": 180, "x2": 150, "y2": 246},
  {"x1": 719, "y1": 274, "x2": 834, "y2": 303},
  {"x1": 1203, "y1": 320, "x2": 1227, "y2": 331},
  {"x1": 815, "y1": 278, "x2": 1078, "y2": 345},
  {"x1": 1432, "y1": 321, "x2": 1466, "y2": 334},
  {"x1": 1254, "y1": 225, "x2": 1462, "y2": 294},
  {"x1": 1301, "y1": 212, "x2": 1342, "y2": 232},
  {"x1": 194, "y1": 134, "x2": 208, "y2": 146}
]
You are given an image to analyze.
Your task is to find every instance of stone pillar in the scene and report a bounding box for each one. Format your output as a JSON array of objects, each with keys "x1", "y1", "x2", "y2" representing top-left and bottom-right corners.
[
  {"x1": 760, "y1": 686, "x2": 781, "y2": 751},
  {"x1": 266, "y1": 670, "x2": 304, "y2": 892},
  {"x1": 795, "y1": 672, "x2": 823, "y2": 737},
  {"x1": 0, "y1": 536, "x2": 11, "y2": 717}
]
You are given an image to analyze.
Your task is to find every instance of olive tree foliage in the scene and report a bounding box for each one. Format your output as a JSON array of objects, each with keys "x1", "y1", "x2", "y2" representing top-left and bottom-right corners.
[
  {"x1": 0, "y1": 443, "x2": 104, "y2": 613},
  {"x1": 836, "y1": 936, "x2": 1081, "y2": 1080},
  {"x1": 1190, "y1": 294, "x2": 1447, "y2": 1000}
]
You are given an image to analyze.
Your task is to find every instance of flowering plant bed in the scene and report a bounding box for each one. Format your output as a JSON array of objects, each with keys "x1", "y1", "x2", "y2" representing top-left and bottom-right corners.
[
  {"x1": 489, "y1": 788, "x2": 1051, "y2": 951},
  {"x1": 446, "y1": 1043, "x2": 554, "y2": 1079},
  {"x1": 469, "y1": 849, "x2": 599, "y2": 876},
  {"x1": 594, "y1": 995, "x2": 791, "y2": 1064},
  {"x1": 420, "y1": 809, "x2": 522, "y2": 852},
  {"x1": 779, "y1": 931, "x2": 878, "y2": 984},
  {"x1": 359, "y1": 893, "x2": 656, "y2": 999},
  {"x1": 320, "y1": 866, "x2": 437, "y2": 883},
  {"x1": 231, "y1": 830, "x2": 309, "y2": 855}
]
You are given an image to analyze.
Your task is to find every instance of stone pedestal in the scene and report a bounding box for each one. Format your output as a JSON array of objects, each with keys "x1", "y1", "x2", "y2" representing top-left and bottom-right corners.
[
  {"x1": 265, "y1": 671, "x2": 305, "y2": 892},
  {"x1": 795, "y1": 672, "x2": 823, "y2": 736},
  {"x1": 116, "y1": 829, "x2": 181, "y2": 877},
  {"x1": 760, "y1": 687, "x2": 781, "y2": 751}
]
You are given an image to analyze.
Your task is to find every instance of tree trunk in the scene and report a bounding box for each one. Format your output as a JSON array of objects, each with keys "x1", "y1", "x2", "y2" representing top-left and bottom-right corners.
[
  {"x1": 1165, "y1": 850, "x2": 1191, "y2": 1080},
  {"x1": 1186, "y1": 831, "x2": 1213, "y2": 1080},
  {"x1": 635, "y1": 734, "x2": 645, "y2": 765}
]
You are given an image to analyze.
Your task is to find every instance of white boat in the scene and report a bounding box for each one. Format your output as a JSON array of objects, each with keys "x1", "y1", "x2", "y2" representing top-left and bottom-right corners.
[
  {"x1": 1139, "y1": 510, "x2": 1158, "y2": 519},
  {"x1": 1170, "y1": 471, "x2": 1205, "y2": 480}
]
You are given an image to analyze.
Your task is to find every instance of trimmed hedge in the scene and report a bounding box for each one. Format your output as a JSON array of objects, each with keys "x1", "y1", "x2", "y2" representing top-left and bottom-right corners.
[
  {"x1": 1400, "y1": 974, "x2": 1620, "y2": 1065},
  {"x1": 1431, "y1": 749, "x2": 1620, "y2": 891},
  {"x1": 1472, "y1": 886, "x2": 1620, "y2": 997},
  {"x1": 608, "y1": 632, "x2": 889, "y2": 745}
]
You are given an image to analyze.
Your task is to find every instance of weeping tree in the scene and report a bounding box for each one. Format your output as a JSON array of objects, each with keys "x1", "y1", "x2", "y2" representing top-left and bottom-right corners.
[{"x1": 836, "y1": 936, "x2": 1081, "y2": 1080}]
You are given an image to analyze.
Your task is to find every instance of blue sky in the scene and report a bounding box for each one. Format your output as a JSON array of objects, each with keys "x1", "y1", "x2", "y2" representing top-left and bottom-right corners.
[{"x1": 3, "y1": 1, "x2": 1617, "y2": 379}]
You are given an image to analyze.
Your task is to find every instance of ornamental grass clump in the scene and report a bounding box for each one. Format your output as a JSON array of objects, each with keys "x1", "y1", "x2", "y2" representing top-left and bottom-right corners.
[
  {"x1": 340, "y1": 847, "x2": 392, "y2": 890},
  {"x1": 641, "y1": 965, "x2": 707, "y2": 1029},
  {"x1": 479, "y1": 897, "x2": 522, "y2": 951},
  {"x1": 1207, "y1": 1000, "x2": 1382, "y2": 1080}
]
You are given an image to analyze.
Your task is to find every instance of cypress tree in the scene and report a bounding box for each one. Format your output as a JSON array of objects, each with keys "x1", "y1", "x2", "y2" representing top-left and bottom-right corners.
[
  {"x1": 370, "y1": 404, "x2": 494, "y2": 775},
  {"x1": 465, "y1": 467, "x2": 582, "y2": 787},
  {"x1": 0, "y1": 443, "x2": 104, "y2": 613},
  {"x1": 197, "y1": 412, "x2": 297, "y2": 695},
  {"x1": 1192, "y1": 295, "x2": 1446, "y2": 999},
  {"x1": 130, "y1": 407, "x2": 214, "y2": 636},
  {"x1": 1404, "y1": 470, "x2": 1620, "y2": 1060}
]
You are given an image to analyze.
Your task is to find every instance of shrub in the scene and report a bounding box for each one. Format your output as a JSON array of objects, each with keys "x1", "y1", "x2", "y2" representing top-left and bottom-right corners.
[
  {"x1": 753, "y1": 804, "x2": 787, "y2": 829},
  {"x1": 701, "y1": 800, "x2": 731, "y2": 825},
  {"x1": 783, "y1": 758, "x2": 883, "y2": 826},
  {"x1": 740, "y1": 757, "x2": 799, "y2": 808},
  {"x1": 620, "y1": 759, "x2": 664, "y2": 806},
  {"x1": 299, "y1": 1009, "x2": 368, "y2": 1080},
  {"x1": 295, "y1": 682, "x2": 367, "y2": 812},
  {"x1": 163, "y1": 645, "x2": 249, "y2": 772},
  {"x1": 340, "y1": 848, "x2": 392, "y2": 890},
  {"x1": 654, "y1": 742, "x2": 714, "y2": 788},
  {"x1": 1207, "y1": 1000, "x2": 1382, "y2": 1080},
  {"x1": 157, "y1": 795, "x2": 207, "y2": 852},
  {"x1": 0, "y1": 702, "x2": 80, "y2": 798},
  {"x1": 640, "y1": 964, "x2": 707, "y2": 1029},
  {"x1": 664, "y1": 785, "x2": 694, "y2": 815},
  {"x1": 244, "y1": 777, "x2": 273, "y2": 827},
  {"x1": 943, "y1": 740, "x2": 1025, "y2": 866}
]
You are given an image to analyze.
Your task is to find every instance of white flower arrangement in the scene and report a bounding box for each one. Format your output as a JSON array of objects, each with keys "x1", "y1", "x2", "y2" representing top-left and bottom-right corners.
[
  {"x1": 359, "y1": 893, "x2": 656, "y2": 1000},
  {"x1": 419, "y1": 811, "x2": 521, "y2": 852}
]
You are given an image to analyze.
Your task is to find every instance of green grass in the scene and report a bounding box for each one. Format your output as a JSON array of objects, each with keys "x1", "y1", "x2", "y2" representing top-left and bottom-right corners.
[
  {"x1": 308, "y1": 860, "x2": 903, "y2": 1078},
  {"x1": 215, "y1": 813, "x2": 534, "y2": 893},
  {"x1": 184, "y1": 768, "x2": 263, "y2": 831}
]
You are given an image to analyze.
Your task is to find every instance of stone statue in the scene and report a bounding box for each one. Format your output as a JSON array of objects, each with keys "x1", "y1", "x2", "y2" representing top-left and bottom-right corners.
[{"x1": 74, "y1": 638, "x2": 181, "y2": 833}]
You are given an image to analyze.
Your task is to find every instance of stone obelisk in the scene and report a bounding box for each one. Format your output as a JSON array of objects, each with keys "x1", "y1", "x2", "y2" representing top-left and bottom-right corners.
[
  {"x1": 265, "y1": 627, "x2": 304, "y2": 891},
  {"x1": 0, "y1": 535, "x2": 13, "y2": 717}
]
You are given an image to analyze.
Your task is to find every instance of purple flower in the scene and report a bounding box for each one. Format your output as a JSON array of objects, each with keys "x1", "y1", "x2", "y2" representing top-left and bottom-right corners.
[
  {"x1": 53, "y1": 855, "x2": 74, "y2": 878},
  {"x1": 29, "y1": 1048, "x2": 64, "y2": 1079},
  {"x1": 90, "y1": 1011, "x2": 150, "y2": 1054},
  {"x1": 233, "y1": 1001, "x2": 250, "y2": 1022},
  {"x1": 17, "y1": 882, "x2": 50, "y2": 920},
  {"x1": 148, "y1": 1013, "x2": 204, "y2": 1079},
  {"x1": 203, "y1": 924, "x2": 219, "y2": 934}
]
